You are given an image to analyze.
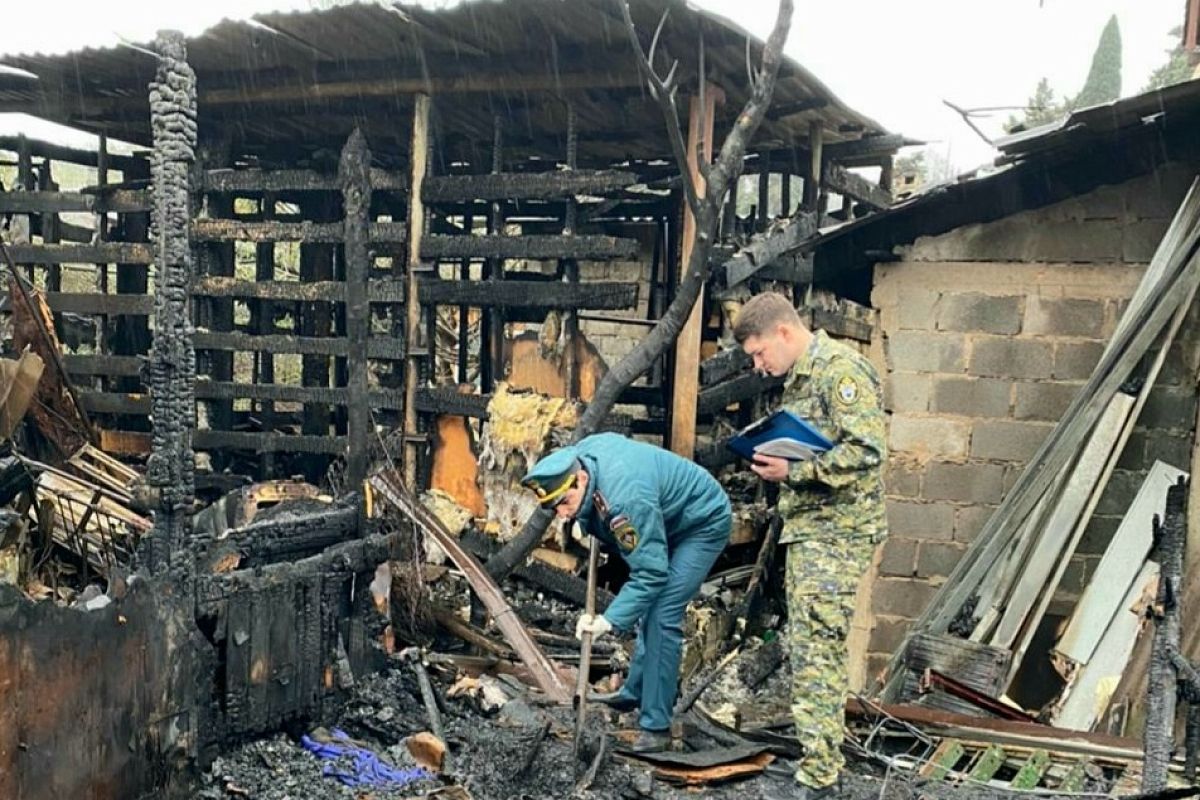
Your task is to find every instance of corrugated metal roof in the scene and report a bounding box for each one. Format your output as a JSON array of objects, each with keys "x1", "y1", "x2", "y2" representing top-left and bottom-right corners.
[{"x1": 0, "y1": 0, "x2": 893, "y2": 165}]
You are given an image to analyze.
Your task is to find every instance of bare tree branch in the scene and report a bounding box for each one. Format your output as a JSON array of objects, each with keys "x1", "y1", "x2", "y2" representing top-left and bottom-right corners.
[
  {"x1": 618, "y1": 2, "x2": 702, "y2": 218},
  {"x1": 485, "y1": 0, "x2": 795, "y2": 584}
]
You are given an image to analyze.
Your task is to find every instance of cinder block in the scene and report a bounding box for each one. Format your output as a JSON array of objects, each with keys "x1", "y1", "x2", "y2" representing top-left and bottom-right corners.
[
  {"x1": 954, "y1": 505, "x2": 996, "y2": 543},
  {"x1": 887, "y1": 372, "x2": 931, "y2": 413},
  {"x1": 968, "y1": 337, "x2": 1054, "y2": 379},
  {"x1": 1025, "y1": 220, "x2": 1124, "y2": 263},
  {"x1": 886, "y1": 500, "x2": 955, "y2": 541},
  {"x1": 1141, "y1": 431, "x2": 1193, "y2": 471},
  {"x1": 897, "y1": 287, "x2": 940, "y2": 330},
  {"x1": 1077, "y1": 514, "x2": 1122, "y2": 557},
  {"x1": 889, "y1": 416, "x2": 971, "y2": 459},
  {"x1": 1142, "y1": 387, "x2": 1198, "y2": 433},
  {"x1": 871, "y1": 577, "x2": 939, "y2": 618},
  {"x1": 1024, "y1": 297, "x2": 1106, "y2": 338},
  {"x1": 970, "y1": 420, "x2": 1055, "y2": 462},
  {"x1": 878, "y1": 538, "x2": 918, "y2": 577},
  {"x1": 886, "y1": 331, "x2": 965, "y2": 373},
  {"x1": 1123, "y1": 220, "x2": 1170, "y2": 263},
  {"x1": 1013, "y1": 381, "x2": 1082, "y2": 422},
  {"x1": 1095, "y1": 469, "x2": 1150, "y2": 516},
  {"x1": 1052, "y1": 341, "x2": 1105, "y2": 380},
  {"x1": 869, "y1": 617, "x2": 914, "y2": 654},
  {"x1": 884, "y1": 458, "x2": 922, "y2": 498},
  {"x1": 931, "y1": 376, "x2": 1012, "y2": 418},
  {"x1": 935, "y1": 293, "x2": 1024, "y2": 335},
  {"x1": 917, "y1": 542, "x2": 966, "y2": 579},
  {"x1": 922, "y1": 461, "x2": 1006, "y2": 504}
]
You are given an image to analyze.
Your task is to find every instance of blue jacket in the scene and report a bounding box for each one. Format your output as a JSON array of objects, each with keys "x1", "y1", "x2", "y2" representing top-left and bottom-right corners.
[{"x1": 571, "y1": 433, "x2": 730, "y2": 631}]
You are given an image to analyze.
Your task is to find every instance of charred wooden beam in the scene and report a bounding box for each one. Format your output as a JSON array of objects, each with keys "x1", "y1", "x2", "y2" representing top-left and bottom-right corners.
[
  {"x1": 196, "y1": 381, "x2": 404, "y2": 409},
  {"x1": 766, "y1": 97, "x2": 828, "y2": 121},
  {"x1": 77, "y1": 389, "x2": 149, "y2": 415},
  {"x1": 45, "y1": 292, "x2": 154, "y2": 316},
  {"x1": 421, "y1": 170, "x2": 636, "y2": 202},
  {"x1": 418, "y1": 279, "x2": 637, "y2": 310},
  {"x1": 202, "y1": 168, "x2": 406, "y2": 193},
  {"x1": 822, "y1": 163, "x2": 892, "y2": 210},
  {"x1": 414, "y1": 387, "x2": 491, "y2": 419},
  {"x1": 696, "y1": 372, "x2": 785, "y2": 416},
  {"x1": 700, "y1": 348, "x2": 752, "y2": 387},
  {"x1": 0, "y1": 190, "x2": 150, "y2": 214},
  {"x1": 823, "y1": 133, "x2": 909, "y2": 163},
  {"x1": 190, "y1": 219, "x2": 406, "y2": 243},
  {"x1": 420, "y1": 234, "x2": 638, "y2": 261},
  {"x1": 193, "y1": 430, "x2": 348, "y2": 455},
  {"x1": 238, "y1": 504, "x2": 361, "y2": 566},
  {"x1": 192, "y1": 331, "x2": 405, "y2": 360},
  {"x1": 810, "y1": 307, "x2": 874, "y2": 343},
  {"x1": 0, "y1": 135, "x2": 145, "y2": 172},
  {"x1": 461, "y1": 530, "x2": 614, "y2": 610},
  {"x1": 714, "y1": 212, "x2": 817, "y2": 289},
  {"x1": 193, "y1": 277, "x2": 345, "y2": 303},
  {"x1": 4, "y1": 242, "x2": 153, "y2": 265},
  {"x1": 63, "y1": 353, "x2": 141, "y2": 377}
]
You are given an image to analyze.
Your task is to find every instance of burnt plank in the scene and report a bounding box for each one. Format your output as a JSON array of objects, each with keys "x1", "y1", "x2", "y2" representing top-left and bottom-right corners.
[
  {"x1": 420, "y1": 234, "x2": 638, "y2": 261},
  {"x1": 194, "y1": 430, "x2": 348, "y2": 455},
  {"x1": 418, "y1": 279, "x2": 637, "y2": 310},
  {"x1": 63, "y1": 353, "x2": 142, "y2": 377},
  {"x1": 193, "y1": 277, "x2": 348, "y2": 302},
  {"x1": 195, "y1": 331, "x2": 350, "y2": 356},
  {"x1": 0, "y1": 189, "x2": 150, "y2": 214},
  {"x1": 45, "y1": 292, "x2": 154, "y2": 315},
  {"x1": 617, "y1": 385, "x2": 666, "y2": 407},
  {"x1": 823, "y1": 133, "x2": 908, "y2": 162},
  {"x1": 462, "y1": 530, "x2": 615, "y2": 610},
  {"x1": 697, "y1": 372, "x2": 785, "y2": 416},
  {"x1": 202, "y1": 168, "x2": 406, "y2": 193},
  {"x1": 716, "y1": 213, "x2": 817, "y2": 289},
  {"x1": 823, "y1": 163, "x2": 892, "y2": 210},
  {"x1": 246, "y1": 588, "x2": 275, "y2": 732},
  {"x1": 77, "y1": 389, "x2": 149, "y2": 415},
  {"x1": 414, "y1": 386, "x2": 491, "y2": 418},
  {"x1": 0, "y1": 135, "x2": 144, "y2": 171},
  {"x1": 268, "y1": 583, "x2": 299, "y2": 717},
  {"x1": 422, "y1": 170, "x2": 636, "y2": 202},
  {"x1": 4, "y1": 242, "x2": 153, "y2": 265},
  {"x1": 190, "y1": 220, "x2": 406, "y2": 244},
  {"x1": 756, "y1": 253, "x2": 814, "y2": 284},
  {"x1": 224, "y1": 592, "x2": 253, "y2": 730},
  {"x1": 701, "y1": 348, "x2": 752, "y2": 386},
  {"x1": 196, "y1": 381, "x2": 404, "y2": 409},
  {"x1": 811, "y1": 307, "x2": 874, "y2": 343}
]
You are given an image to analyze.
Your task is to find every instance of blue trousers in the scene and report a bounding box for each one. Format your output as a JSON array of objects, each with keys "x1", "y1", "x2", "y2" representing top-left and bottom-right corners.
[{"x1": 614, "y1": 513, "x2": 731, "y2": 731}]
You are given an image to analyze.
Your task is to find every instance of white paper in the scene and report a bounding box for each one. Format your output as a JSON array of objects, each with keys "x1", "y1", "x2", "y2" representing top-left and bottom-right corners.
[{"x1": 753, "y1": 437, "x2": 820, "y2": 461}]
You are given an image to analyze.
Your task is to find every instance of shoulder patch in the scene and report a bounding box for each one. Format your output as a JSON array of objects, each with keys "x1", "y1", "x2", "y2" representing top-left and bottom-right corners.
[
  {"x1": 611, "y1": 516, "x2": 639, "y2": 552},
  {"x1": 835, "y1": 373, "x2": 860, "y2": 406}
]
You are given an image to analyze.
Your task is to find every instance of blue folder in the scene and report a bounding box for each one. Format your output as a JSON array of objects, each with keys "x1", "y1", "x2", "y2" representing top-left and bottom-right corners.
[{"x1": 726, "y1": 409, "x2": 833, "y2": 462}]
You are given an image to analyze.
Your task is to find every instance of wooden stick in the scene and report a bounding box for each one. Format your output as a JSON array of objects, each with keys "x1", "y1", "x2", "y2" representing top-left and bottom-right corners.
[{"x1": 574, "y1": 536, "x2": 601, "y2": 771}]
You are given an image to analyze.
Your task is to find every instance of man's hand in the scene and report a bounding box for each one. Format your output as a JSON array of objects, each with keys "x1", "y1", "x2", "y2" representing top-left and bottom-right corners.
[
  {"x1": 750, "y1": 453, "x2": 790, "y2": 482},
  {"x1": 575, "y1": 613, "x2": 613, "y2": 641}
]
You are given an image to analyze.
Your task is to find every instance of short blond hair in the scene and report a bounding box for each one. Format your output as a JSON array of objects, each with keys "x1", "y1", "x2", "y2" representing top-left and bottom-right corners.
[{"x1": 732, "y1": 292, "x2": 801, "y2": 343}]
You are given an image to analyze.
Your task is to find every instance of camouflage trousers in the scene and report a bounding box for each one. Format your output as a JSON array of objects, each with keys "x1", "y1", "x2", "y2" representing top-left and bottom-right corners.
[{"x1": 786, "y1": 536, "x2": 877, "y2": 789}]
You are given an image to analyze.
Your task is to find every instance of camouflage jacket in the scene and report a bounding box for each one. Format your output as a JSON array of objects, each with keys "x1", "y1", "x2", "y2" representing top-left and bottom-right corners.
[{"x1": 777, "y1": 330, "x2": 887, "y2": 546}]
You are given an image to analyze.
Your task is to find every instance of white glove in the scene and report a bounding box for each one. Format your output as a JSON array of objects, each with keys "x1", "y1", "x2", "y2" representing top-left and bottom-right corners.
[{"x1": 575, "y1": 613, "x2": 613, "y2": 641}]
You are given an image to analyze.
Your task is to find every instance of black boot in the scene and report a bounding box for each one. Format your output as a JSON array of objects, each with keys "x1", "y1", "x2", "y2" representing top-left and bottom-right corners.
[{"x1": 625, "y1": 728, "x2": 670, "y2": 754}]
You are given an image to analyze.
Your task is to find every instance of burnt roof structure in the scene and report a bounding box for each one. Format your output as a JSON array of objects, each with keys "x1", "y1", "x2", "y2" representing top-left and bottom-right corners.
[{"x1": 0, "y1": 0, "x2": 894, "y2": 167}]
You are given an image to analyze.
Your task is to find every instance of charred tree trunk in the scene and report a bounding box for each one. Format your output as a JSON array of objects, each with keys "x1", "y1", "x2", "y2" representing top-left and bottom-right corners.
[
  {"x1": 484, "y1": 0, "x2": 794, "y2": 582},
  {"x1": 1143, "y1": 477, "x2": 1189, "y2": 792}
]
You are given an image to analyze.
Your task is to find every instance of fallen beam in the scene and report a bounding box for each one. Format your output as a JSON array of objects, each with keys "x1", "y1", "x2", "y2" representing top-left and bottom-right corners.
[
  {"x1": 700, "y1": 348, "x2": 752, "y2": 387},
  {"x1": 420, "y1": 234, "x2": 638, "y2": 261},
  {"x1": 696, "y1": 372, "x2": 785, "y2": 416},
  {"x1": 422, "y1": 170, "x2": 636, "y2": 202},
  {"x1": 715, "y1": 213, "x2": 817, "y2": 289},
  {"x1": 822, "y1": 163, "x2": 892, "y2": 210},
  {"x1": 461, "y1": 530, "x2": 614, "y2": 610}
]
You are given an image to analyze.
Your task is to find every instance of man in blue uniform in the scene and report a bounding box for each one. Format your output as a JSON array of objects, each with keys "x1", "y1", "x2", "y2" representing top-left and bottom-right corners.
[{"x1": 522, "y1": 432, "x2": 731, "y2": 752}]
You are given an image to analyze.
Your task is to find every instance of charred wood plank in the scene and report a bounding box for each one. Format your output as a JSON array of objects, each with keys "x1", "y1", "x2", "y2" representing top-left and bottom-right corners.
[
  {"x1": 461, "y1": 529, "x2": 614, "y2": 610},
  {"x1": 4, "y1": 242, "x2": 153, "y2": 265},
  {"x1": 414, "y1": 387, "x2": 491, "y2": 419},
  {"x1": 822, "y1": 163, "x2": 892, "y2": 210},
  {"x1": 756, "y1": 253, "x2": 814, "y2": 284},
  {"x1": 0, "y1": 190, "x2": 150, "y2": 214},
  {"x1": 616, "y1": 385, "x2": 666, "y2": 407},
  {"x1": 823, "y1": 133, "x2": 908, "y2": 163},
  {"x1": 193, "y1": 332, "x2": 406, "y2": 360},
  {"x1": 192, "y1": 277, "x2": 347, "y2": 302},
  {"x1": 202, "y1": 168, "x2": 406, "y2": 193},
  {"x1": 190, "y1": 219, "x2": 406, "y2": 243},
  {"x1": 418, "y1": 279, "x2": 637, "y2": 310},
  {"x1": 422, "y1": 170, "x2": 636, "y2": 202},
  {"x1": 715, "y1": 213, "x2": 817, "y2": 289},
  {"x1": 45, "y1": 292, "x2": 154, "y2": 316},
  {"x1": 238, "y1": 505, "x2": 361, "y2": 566},
  {"x1": 193, "y1": 430, "x2": 348, "y2": 455},
  {"x1": 420, "y1": 234, "x2": 638, "y2": 261},
  {"x1": 701, "y1": 348, "x2": 752, "y2": 387},
  {"x1": 195, "y1": 381, "x2": 404, "y2": 409},
  {"x1": 0, "y1": 135, "x2": 144, "y2": 171},
  {"x1": 77, "y1": 389, "x2": 149, "y2": 415},
  {"x1": 63, "y1": 353, "x2": 142, "y2": 377},
  {"x1": 697, "y1": 372, "x2": 785, "y2": 416},
  {"x1": 810, "y1": 307, "x2": 874, "y2": 343}
]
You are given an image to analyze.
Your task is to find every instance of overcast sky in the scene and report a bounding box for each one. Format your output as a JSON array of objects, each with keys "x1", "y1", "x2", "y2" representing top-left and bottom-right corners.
[{"x1": 0, "y1": 0, "x2": 1187, "y2": 172}]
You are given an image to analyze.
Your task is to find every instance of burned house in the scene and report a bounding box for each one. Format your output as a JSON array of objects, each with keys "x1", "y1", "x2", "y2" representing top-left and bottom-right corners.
[
  {"x1": 806, "y1": 78, "x2": 1200, "y2": 766},
  {"x1": 0, "y1": 2, "x2": 904, "y2": 798}
]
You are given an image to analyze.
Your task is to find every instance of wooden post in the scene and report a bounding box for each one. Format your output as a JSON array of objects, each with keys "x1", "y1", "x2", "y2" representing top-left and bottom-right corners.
[
  {"x1": 667, "y1": 89, "x2": 718, "y2": 459},
  {"x1": 300, "y1": 194, "x2": 337, "y2": 479},
  {"x1": 340, "y1": 129, "x2": 372, "y2": 489},
  {"x1": 563, "y1": 104, "x2": 580, "y2": 400},
  {"x1": 405, "y1": 95, "x2": 431, "y2": 487},
  {"x1": 481, "y1": 116, "x2": 505, "y2": 394},
  {"x1": 255, "y1": 192, "x2": 277, "y2": 476},
  {"x1": 804, "y1": 121, "x2": 824, "y2": 211},
  {"x1": 757, "y1": 152, "x2": 770, "y2": 230}
]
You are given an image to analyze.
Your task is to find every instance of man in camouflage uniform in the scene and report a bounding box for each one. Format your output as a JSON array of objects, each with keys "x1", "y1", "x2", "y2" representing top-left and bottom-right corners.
[{"x1": 733, "y1": 292, "x2": 887, "y2": 797}]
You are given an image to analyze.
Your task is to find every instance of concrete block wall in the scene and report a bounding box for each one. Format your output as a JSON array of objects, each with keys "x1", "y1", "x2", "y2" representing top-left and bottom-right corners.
[{"x1": 861, "y1": 163, "x2": 1200, "y2": 682}]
